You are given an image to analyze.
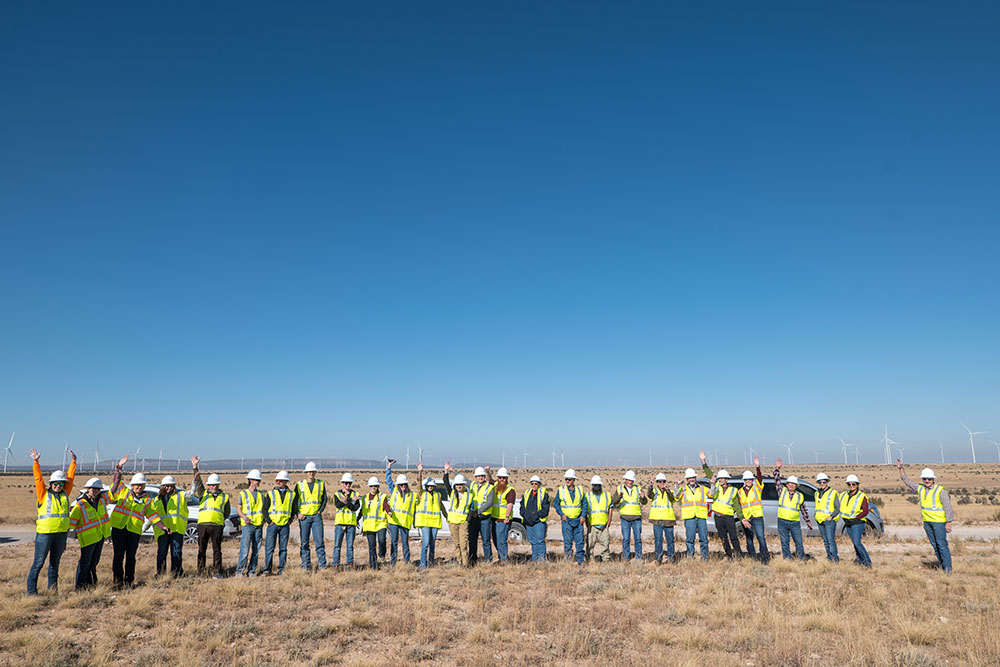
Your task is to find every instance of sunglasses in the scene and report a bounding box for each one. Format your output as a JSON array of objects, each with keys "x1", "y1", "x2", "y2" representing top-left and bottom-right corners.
[
  {"x1": 921, "y1": 478, "x2": 933, "y2": 482},
  {"x1": 51, "y1": 482, "x2": 65, "y2": 486},
  {"x1": 847, "y1": 482, "x2": 859, "y2": 486}
]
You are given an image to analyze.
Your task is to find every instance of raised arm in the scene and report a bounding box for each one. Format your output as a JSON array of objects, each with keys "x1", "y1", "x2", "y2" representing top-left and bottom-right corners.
[{"x1": 896, "y1": 458, "x2": 919, "y2": 491}]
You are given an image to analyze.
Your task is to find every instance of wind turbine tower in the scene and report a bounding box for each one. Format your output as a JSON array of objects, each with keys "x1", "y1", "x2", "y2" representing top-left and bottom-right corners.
[
  {"x1": 783, "y1": 442, "x2": 795, "y2": 465},
  {"x1": 879, "y1": 427, "x2": 898, "y2": 465},
  {"x1": 962, "y1": 422, "x2": 985, "y2": 464},
  {"x1": 939, "y1": 442, "x2": 947, "y2": 464},
  {"x1": 3, "y1": 433, "x2": 14, "y2": 474}
]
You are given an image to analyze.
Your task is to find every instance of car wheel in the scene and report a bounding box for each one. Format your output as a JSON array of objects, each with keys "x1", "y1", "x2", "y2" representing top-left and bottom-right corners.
[
  {"x1": 507, "y1": 523, "x2": 527, "y2": 543},
  {"x1": 184, "y1": 524, "x2": 198, "y2": 544}
]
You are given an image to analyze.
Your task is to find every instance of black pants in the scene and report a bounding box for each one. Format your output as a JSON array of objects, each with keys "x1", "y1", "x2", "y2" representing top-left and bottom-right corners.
[
  {"x1": 157, "y1": 532, "x2": 184, "y2": 576},
  {"x1": 468, "y1": 516, "x2": 480, "y2": 565},
  {"x1": 76, "y1": 539, "x2": 103, "y2": 589},
  {"x1": 713, "y1": 514, "x2": 743, "y2": 557},
  {"x1": 111, "y1": 527, "x2": 141, "y2": 586},
  {"x1": 197, "y1": 524, "x2": 224, "y2": 575},
  {"x1": 365, "y1": 529, "x2": 386, "y2": 569}
]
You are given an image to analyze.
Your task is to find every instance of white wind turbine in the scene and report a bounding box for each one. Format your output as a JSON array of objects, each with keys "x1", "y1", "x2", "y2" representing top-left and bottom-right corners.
[
  {"x1": 896, "y1": 445, "x2": 906, "y2": 460},
  {"x1": 991, "y1": 440, "x2": 1000, "y2": 463},
  {"x1": 939, "y1": 442, "x2": 947, "y2": 464},
  {"x1": 523, "y1": 448, "x2": 528, "y2": 468},
  {"x1": 560, "y1": 451, "x2": 565, "y2": 467},
  {"x1": 812, "y1": 449, "x2": 821, "y2": 464},
  {"x1": 879, "y1": 426, "x2": 898, "y2": 465},
  {"x1": 853, "y1": 446, "x2": 861, "y2": 465},
  {"x1": 62, "y1": 443, "x2": 69, "y2": 470},
  {"x1": 3, "y1": 432, "x2": 15, "y2": 473},
  {"x1": 134, "y1": 445, "x2": 141, "y2": 472},
  {"x1": 782, "y1": 442, "x2": 795, "y2": 465},
  {"x1": 962, "y1": 422, "x2": 985, "y2": 464},
  {"x1": 551, "y1": 448, "x2": 556, "y2": 468},
  {"x1": 158, "y1": 448, "x2": 163, "y2": 472},
  {"x1": 94, "y1": 441, "x2": 100, "y2": 473},
  {"x1": 839, "y1": 437, "x2": 854, "y2": 465}
]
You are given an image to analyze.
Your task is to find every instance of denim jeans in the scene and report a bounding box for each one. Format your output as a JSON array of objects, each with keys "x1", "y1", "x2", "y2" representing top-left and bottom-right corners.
[
  {"x1": 470, "y1": 515, "x2": 493, "y2": 563},
  {"x1": 818, "y1": 520, "x2": 839, "y2": 562},
  {"x1": 111, "y1": 527, "x2": 141, "y2": 585},
  {"x1": 684, "y1": 517, "x2": 709, "y2": 560},
  {"x1": 561, "y1": 518, "x2": 585, "y2": 563},
  {"x1": 388, "y1": 524, "x2": 410, "y2": 565},
  {"x1": 493, "y1": 520, "x2": 510, "y2": 562},
  {"x1": 652, "y1": 524, "x2": 675, "y2": 562},
  {"x1": 620, "y1": 517, "x2": 642, "y2": 560},
  {"x1": 742, "y1": 516, "x2": 769, "y2": 563},
  {"x1": 419, "y1": 526, "x2": 438, "y2": 568},
  {"x1": 298, "y1": 514, "x2": 327, "y2": 569},
  {"x1": 265, "y1": 522, "x2": 290, "y2": 573},
  {"x1": 157, "y1": 531, "x2": 185, "y2": 576},
  {"x1": 237, "y1": 524, "x2": 263, "y2": 574},
  {"x1": 777, "y1": 518, "x2": 805, "y2": 560},
  {"x1": 27, "y1": 531, "x2": 68, "y2": 594},
  {"x1": 923, "y1": 521, "x2": 951, "y2": 572},
  {"x1": 526, "y1": 522, "x2": 547, "y2": 562},
  {"x1": 365, "y1": 529, "x2": 386, "y2": 569},
  {"x1": 846, "y1": 522, "x2": 871, "y2": 567},
  {"x1": 76, "y1": 538, "x2": 103, "y2": 589},
  {"x1": 333, "y1": 524, "x2": 356, "y2": 566}
]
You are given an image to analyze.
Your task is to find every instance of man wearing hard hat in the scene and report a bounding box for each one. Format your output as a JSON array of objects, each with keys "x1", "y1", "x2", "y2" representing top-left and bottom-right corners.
[
  {"x1": 263, "y1": 470, "x2": 296, "y2": 575},
  {"x1": 295, "y1": 461, "x2": 328, "y2": 571},
  {"x1": 585, "y1": 475, "x2": 613, "y2": 562},
  {"x1": 813, "y1": 472, "x2": 840, "y2": 562},
  {"x1": 237, "y1": 469, "x2": 269, "y2": 576},
  {"x1": 360, "y1": 475, "x2": 388, "y2": 570},
  {"x1": 700, "y1": 451, "x2": 743, "y2": 559},
  {"x1": 520, "y1": 475, "x2": 550, "y2": 562},
  {"x1": 646, "y1": 472, "x2": 677, "y2": 563},
  {"x1": 332, "y1": 472, "x2": 360, "y2": 568},
  {"x1": 555, "y1": 469, "x2": 588, "y2": 564},
  {"x1": 384, "y1": 460, "x2": 416, "y2": 565},
  {"x1": 897, "y1": 459, "x2": 952, "y2": 572},
  {"x1": 109, "y1": 454, "x2": 169, "y2": 587},
  {"x1": 152, "y1": 456, "x2": 199, "y2": 577},
  {"x1": 195, "y1": 463, "x2": 231, "y2": 578},
  {"x1": 69, "y1": 476, "x2": 110, "y2": 589},
  {"x1": 612, "y1": 470, "x2": 646, "y2": 561},
  {"x1": 443, "y1": 462, "x2": 474, "y2": 567},
  {"x1": 468, "y1": 466, "x2": 496, "y2": 566},
  {"x1": 487, "y1": 467, "x2": 516, "y2": 565},
  {"x1": 678, "y1": 465, "x2": 710, "y2": 561},
  {"x1": 773, "y1": 459, "x2": 813, "y2": 560},
  {"x1": 27, "y1": 447, "x2": 77, "y2": 594},
  {"x1": 738, "y1": 456, "x2": 769, "y2": 563}
]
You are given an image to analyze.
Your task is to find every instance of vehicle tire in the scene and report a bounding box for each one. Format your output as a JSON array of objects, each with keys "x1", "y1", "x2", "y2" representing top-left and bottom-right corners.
[
  {"x1": 184, "y1": 524, "x2": 198, "y2": 545},
  {"x1": 507, "y1": 522, "x2": 527, "y2": 543}
]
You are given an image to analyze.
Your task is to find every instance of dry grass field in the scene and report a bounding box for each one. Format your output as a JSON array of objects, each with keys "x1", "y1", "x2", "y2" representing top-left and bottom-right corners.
[{"x1": 3, "y1": 464, "x2": 1000, "y2": 666}]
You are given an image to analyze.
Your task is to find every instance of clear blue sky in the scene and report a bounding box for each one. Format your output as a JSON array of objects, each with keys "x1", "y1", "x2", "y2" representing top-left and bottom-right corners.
[{"x1": 2, "y1": 2, "x2": 998, "y2": 468}]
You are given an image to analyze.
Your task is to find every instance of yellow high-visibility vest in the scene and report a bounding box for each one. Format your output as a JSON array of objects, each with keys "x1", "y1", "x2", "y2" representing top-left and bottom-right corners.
[
  {"x1": 681, "y1": 484, "x2": 709, "y2": 520},
  {"x1": 738, "y1": 481, "x2": 764, "y2": 519},
  {"x1": 777, "y1": 488, "x2": 804, "y2": 522},
  {"x1": 297, "y1": 480, "x2": 325, "y2": 516},
  {"x1": 239, "y1": 489, "x2": 265, "y2": 527},
  {"x1": 36, "y1": 491, "x2": 71, "y2": 534},
  {"x1": 587, "y1": 491, "x2": 612, "y2": 526},
  {"x1": 69, "y1": 495, "x2": 110, "y2": 546},
  {"x1": 110, "y1": 485, "x2": 156, "y2": 534},
  {"x1": 839, "y1": 490, "x2": 867, "y2": 520},
  {"x1": 154, "y1": 491, "x2": 188, "y2": 537},
  {"x1": 415, "y1": 491, "x2": 442, "y2": 529},
  {"x1": 711, "y1": 484, "x2": 737, "y2": 517},
  {"x1": 491, "y1": 485, "x2": 515, "y2": 520},
  {"x1": 388, "y1": 488, "x2": 416, "y2": 529},
  {"x1": 447, "y1": 490, "x2": 474, "y2": 524},
  {"x1": 334, "y1": 490, "x2": 358, "y2": 526},
  {"x1": 361, "y1": 492, "x2": 388, "y2": 532},
  {"x1": 198, "y1": 491, "x2": 229, "y2": 526},
  {"x1": 815, "y1": 488, "x2": 840, "y2": 524},
  {"x1": 268, "y1": 488, "x2": 294, "y2": 526},
  {"x1": 471, "y1": 481, "x2": 495, "y2": 516},
  {"x1": 649, "y1": 488, "x2": 676, "y2": 521},
  {"x1": 616, "y1": 484, "x2": 642, "y2": 517},
  {"x1": 919, "y1": 484, "x2": 946, "y2": 523},
  {"x1": 558, "y1": 486, "x2": 583, "y2": 519}
]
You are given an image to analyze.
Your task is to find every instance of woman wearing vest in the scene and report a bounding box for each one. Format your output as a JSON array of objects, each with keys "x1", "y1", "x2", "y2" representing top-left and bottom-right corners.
[
  {"x1": 195, "y1": 466, "x2": 231, "y2": 578},
  {"x1": 813, "y1": 472, "x2": 840, "y2": 563},
  {"x1": 738, "y1": 458, "x2": 769, "y2": 563},
  {"x1": 468, "y1": 466, "x2": 495, "y2": 566},
  {"x1": 443, "y1": 463, "x2": 474, "y2": 567},
  {"x1": 414, "y1": 463, "x2": 445, "y2": 569},
  {"x1": 612, "y1": 470, "x2": 646, "y2": 561},
  {"x1": 69, "y1": 476, "x2": 110, "y2": 589},
  {"x1": 585, "y1": 475, "x2": 613, "y2": 562},
  {"x1": 264, "y1": 470, "x2": 296, "y2": 575},
  {"x1": 332, "y1": 473, "x2": 360, "y2": 568},
  {"x1": 701, "y1": 453, "x2": 744, "y2": 559},
  {"x1": 489, "y1": 467, "x2": 517, "y2": 566},
  {"x1": 237, "y1": 469, "x2": 269, "y2": 576},
  {"x1": 520, "y1": 475, "x2": 550, "y2": 563},
  {"x1": 646, "y1": 473, "x2": 677, "y2": 563},
  {"x1": 153, "y1": 461, "x2": 196, "y2": 577},
  {"x1": 109, "y1": 456, "x2": 169, "y2": 588},
  {"x1": 840, "y1": 473, "x2": 871, "y2": 568},
  {"x1": 897, "y1": 459, "x2": 953, "y2": 573},
  {"x1": 384, "y1": 462, "x2": 416, "y2": 565},
  {"x1": 772, "y1": 459, "x2": 813, "y2": 560},
  {"x1": 679, "y1": 467, "x2": 710, "y2": 561},
  {"x1": 555, "y1": 469, "x2": 588, "y2": 564},
  {"x1": 361, "y1": 476, "x2": 388, "y2": 570},
  {"x1": 28, "y1": 447, "x2": 77, "y2": 595},
  {"x1": 296, "y1": 461, "x2": 328, "y2": 571}
]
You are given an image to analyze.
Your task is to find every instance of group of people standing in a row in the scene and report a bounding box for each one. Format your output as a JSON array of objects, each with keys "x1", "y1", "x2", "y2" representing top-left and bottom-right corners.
[{"x1": 25, "y1": 447, "x2": 955, "y2": 594}]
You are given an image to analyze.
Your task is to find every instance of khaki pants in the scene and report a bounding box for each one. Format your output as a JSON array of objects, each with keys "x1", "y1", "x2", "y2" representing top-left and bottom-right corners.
[
  {"x1": 587, "y1": 523, "x2": 610, "y2": 562},
  {"x1": 451, "y1": 521, "x2": 470, "y2": 566}
]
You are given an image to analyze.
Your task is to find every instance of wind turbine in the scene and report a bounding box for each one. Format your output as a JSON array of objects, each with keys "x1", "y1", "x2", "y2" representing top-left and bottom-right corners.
[
  {"x1": 158, "y1": 448, "x2": 163, "y2": 472},
  {"x1": 3, "y1": 433, "x2": 14, "y2": 473},
  {"x1": 406, "y1": 444, "x2": 410, "y2": 471},
  {"x1": 501, "y1": 452, "x2": 505, "y2": 467},
  {"x1": 133, "y1": 445, "x2": 141, "y2": 472},
  {"x1": 839, "y1": 437, "x2": 854, "y2": 465},
  {"x1": 418, "y1": 445, "x2": 423, "y2": 466},
  {"x1": 782, "y1": 442, "x2": 794, "y2": 465},
  {"x1": 896, "y1": 445, "x2": 905, "y2": 460},
  {"x1": 853, "y1": 447, "x2": 861, "y2": 465},
  {"x1": 961, "y1": 422, "x2": 985, "y2": 464},
  {"x1": 812, "y1": 449, "x2": 821, "y2": 464},
  {"x1": 62, "y1": 443, "x2": 69, "y2": 470},
  {"x1": 551, "y1": 448, "x2": 556, "y2": 468},
  {"x1": 879, "y1": 426, "x2": 898, "y2": 465},
  {"x1": 94, "y1": 441, "x2": 100, "y2": 473},
  {"x1": 523, "y1": 448, "x2": 528, "y2": 468},
  {"x1": 561, "y1": 451, "x2": 565, "y2": 467},
  {"x1": 991, "y1": 441, "x2": 1000, "y2": 463},
  {"x1": 939, "y1": 442, "x2": 947, "y2": 464}
]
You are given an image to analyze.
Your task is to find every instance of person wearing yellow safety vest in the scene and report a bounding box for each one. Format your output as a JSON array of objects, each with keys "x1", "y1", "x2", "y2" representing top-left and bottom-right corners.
[
  {"x1": 585, "y1": 475, "x2": 613, "y2": 562},
  {"x1": 384, "y1": 460, "x2": 416, "y2": 565},
  {"x1": 772, "y1": 459, "x2": 813, "y2": 561},
  {"x1": 679, "y1": 466, "x2": 710, "y2": 561},
  {"x1": 332, "y1": 472, "x2": 360, "y2": 568},
  {"x1": 109, "y1": 456, "x2": 169, "y2": 588},
  {"x1": 27, "y1": 447, "x2": 77, "y2": 595},
  {"x1": 69, "y1": 476, "x2": 110, "y2": 589},
  {"x1": 468, "y1": 466, "x2": 496, "y2": 565},
  {"x1": 700, "y1": 451, "x2": 744, "y2": 559},
  {"x1": 443, "y1": 462, "x2": 474, "y2": 567},
  {"x1": 487, "y1": 466, "x2": 516, "y2": 566},
  {"x1": 296, "y1": 461, "x2": 328, "y2": 571},
  {"x1": 194, "y1": 461, "x2": 231, "y2": 578},
  {"x1": 646, "y1": 473, "x2": 677, "y2": 563},
  {"x1": 738, "y1": 457, "x2": 769, "y2": 563},
  {"x1": 897, "y1": 459, "x2": 953, "y2": 573},
  {"x1": 555, "y1": 469, "x2": 588, "y2": 564},
  {"x1": 813, "y1": 472, "x2": 840, "y2": 563},
  {"x1": 361, "y1": 476, "x2": 388, "y2": 570},
  {"x1": 237, "y1": 469, "x2": 269, "y2": 576},
  {"x1": 611, "y1": 470, "x2": 647, "y2": 562},
  {"x1": 840, "y1": 473, "x2": 871, "y2": 568},
  {"x1": 520, "y1": 475, "x2": 550, "y2": 563},
  {"x1": 414, "y1": 463, "x2": 446, "y2": 569},
  {"x1": 152, "y1": 458, "x2": 197, "y2": 577},
  {"x1": 263, "y1": 470, "x2": 297, "y2": 575}
]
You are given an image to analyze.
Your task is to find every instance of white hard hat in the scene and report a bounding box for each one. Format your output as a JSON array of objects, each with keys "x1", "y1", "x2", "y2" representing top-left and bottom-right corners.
[
  {"x1": 717, "y1": 469, "x2": 731, "y2": 479},
  {"x1": 742, "y1": 471, "x2": 755, "y2": 481},
  {"x1": 395, "y1": 474, "x2": 409, "y2": 485},
  {"x1": 49, "y1": 470, "x2": 68, "y2": 483},
  {"x1": 275, "y1": 470, "x2": 291, "y2": 481},
  {"x1": 590, "y1": 475, "x2": 603, "y2": 485},
  {"x1": 815, "y1": 473, "x2": 830, "y2": 482},
  {"x1": 496, "y1": 467, "x2": 509, "y2": 478},
  {"x1": 623, "y1": 470, "x2": 636, "y2": 481},
  {"x1": 304, "y1": 461, "x2": 318, "y2": 472},
  {"x1": 684, "y1": 468, "x2": 697, "y2": 478},
  {"x1": 453, "y1": 474, "x2": 469, "y2": 486},
  {"x1": 529, "y1": 475, "x2": 542, "y2": 483},
  {"x1": 206, "y1": 473, "x2": 222, "y2": 485},
  {"x1": 655, "y1": 472, "x2": 668, "y2": 481},
  {"x1": 423, "y1": 477, "x2": 436, "y2": 488},
  {"x1": 474, "y1": 467, "x2": 487, "y2": 477},
  {"x1": 920, "y1": 468, "x2": 935, "y2": 479},
  {"x1": 129, "y1": 473, "x2": 147, "y2": 486},
  {"x1": 340, "y1": 473, "x2": 354, "y2": 483},
  {"x1": 246, "y1": 469, "x2": 262, "y2": 481},
  {"x1": 846, "y1": 474, "x2": 860, "y2": 484},
  {"x1": 785, "y1": 475, "x2": 799, "y2": 485},
  {"x1": 160, "y1": 475, "x2": 176, "y2": 486},
  {"x1": 367, "y1": 476, "x2": 380, "y2": 487},
  {"x1": 84, "y1": 477, "x2": 103, "y2": 489},
  {"x1": 564, "y1": 469, "x2": 577, "y2": 479}
]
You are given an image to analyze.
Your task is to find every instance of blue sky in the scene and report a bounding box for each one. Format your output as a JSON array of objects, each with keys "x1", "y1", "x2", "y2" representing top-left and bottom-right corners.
[{"x1": 2, "y1": 2, "x2": 998, "y2": 467}]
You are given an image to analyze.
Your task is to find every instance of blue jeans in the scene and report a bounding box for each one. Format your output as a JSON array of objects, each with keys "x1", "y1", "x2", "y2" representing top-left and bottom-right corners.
[
  {"x1": 818, "y1": 520, "x2": 839, "y2": 562},
  {"x1": 684, "y1": 517, "x2": 708, "y2": 560},
  {"x1": 742, "y1": 516, "x2": 769, "y2": 562},
  {"x1": 653, "y1": 524, "x2": 675, "y2": 562},
  {"x1": 237, "y1": 524, "x2": 263, "y2": 574},
  {"x1": 846, "y1": 522, "x2": 871, "y2": 567},
  {"x1": 419, "y1": 526, "x2": 438, "y2": 569},
  {"x1": 333, "y1": 524, "x2": 356, "y2": 566},
  {"x1": 157, "y1": 531, "x2": 185, "y2": 576},
  {"x1": 923, "y1": 521, "x2": 951, "y2": 572},
  {"x1": 778, "y1": 518, "x2": 805, "y2": 560},
  {"x1": 493, "y1": 521, "x2": 510, "y2": 562},
  {"x1": 365, "y1": 529, "x2": 386, "y2": 569},
  {"x1": 621, "y1": 517, "x2": 642, "y2": 560},
  {"x1": 526, "y1": 522, "x2": 547, "y2": 562},
  {"x1": 265, "y1": 522, "x2": 290, "y2": 573},
  {"x1": 561, "y1": 518, "x2": 585, "y2": 563},
  {"x1": 298, "y1": 514, "x2": 327, "y2": 569},
  {"x1": 28, "y1": 531, "x2": 68, "y2": 594},
  {"x1": 388, "y1": 524, "x2": 410, "y2": 565},
  {"x1": 76, "y1": 538, "x2": 103, "y2": 589},
  {"x1": 470, "y1": 516, "x2": 493, "y2": 563}
]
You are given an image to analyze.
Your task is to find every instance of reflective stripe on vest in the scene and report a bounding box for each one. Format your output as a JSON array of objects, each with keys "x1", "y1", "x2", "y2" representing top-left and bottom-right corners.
[
  {"x1": 919, "y1": 484, "x2": 946, "y2": 523},
  {"x1": 415, "y1": 492, "x2": 442, "y2": 528},
  {"x1": 388, "y1": 488, "x2": 416, "y2": 528},
  {"x1": 297, "y1": 480, "x2": 325, "y2": 515},
  {"x1": 362, "y1": 492, "x2": 388, "y2": 531},
  {"x1": 815, "y1": 488, "x2": 839, "y2": 523},
  {"x1": 269, "y1": 488, "x2": 294, "y2": 526},
  {"x1": 839, "y1": 491, "x2": 867, "y2": 520},
  {"x1": 471, "y1": 481, "x2": 495, "y2": 515},
  {"x1": 617, "y1": 484, "x2": 641, "y2": 517},
  {"x1": 523, "y1": 487, "x2": 548, "y2": 522},
  {"x1": 558, "y1": 486, "x2": 583, "y2": 519},
  {"x1": 155, "y1": 491, "x2": 188, "y2": 536},
  {"x1": 448, "y1": 490, "x2": 474, "y2": 524},
  {"x1": 240, "y1": 489, "x2": 265, "y2": 526},
  {"x1": 492, "y1": 486, "x2": 515, "y2": 520},
  {"x1": 777, "y1": 488, "x2": 803, "y2": 521},
  {"x1": 649, "y1": 488, "x2": 676, "y2": 521},
  {"x1": 738, "y1": 481, "x2": 764, "y2": 518},
  {"x1": 71, "y1": 496, "x2": 110, "y2": 546},
  {"x1": 681, "y1": 484, "x2": 709, "y2": 520},
  {"x1": 199, "y1": 492, "x2": 229, "y2": 525},
  {"x1": 587, "y1": 491, "x2": 612, "y2": 526},
  {"x1": 711, "y1": 484, "x2": 737, "y2": 516},
  {"x1": 110, "y1": 489, "x2": 154, "y2": 534},
  {"x1": 37, "y1": 491, "x2": 71, "y2": 534},
  {"x1": 335, "y1": 490, "x2": 358, "y2": 526}
]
